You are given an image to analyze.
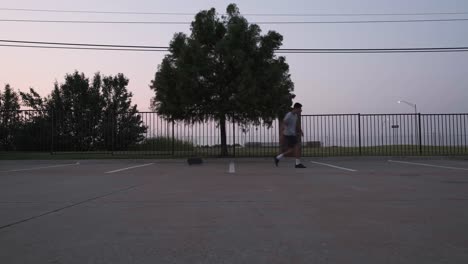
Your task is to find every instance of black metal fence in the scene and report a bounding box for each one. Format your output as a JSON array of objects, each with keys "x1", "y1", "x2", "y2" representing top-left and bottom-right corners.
[{"x1": 1, "y1": 111, "x2": 467, "y2": 157}]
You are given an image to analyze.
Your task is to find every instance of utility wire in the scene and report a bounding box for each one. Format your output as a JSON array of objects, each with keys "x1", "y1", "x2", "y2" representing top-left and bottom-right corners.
[
  {"x1": 0, "y1": 44, "x2": 168, "y2": 52},
  {"x1": 1, "y1": 18, "x2": 468, "y2": 24},
  {"x1": 0, "y1": 19, "x2": 190, "y2": 24},
  {"x1": 2, "y1": 40, "x2": 468, "y2": 53},
  {"x1": 0, "y1": 39, "x2": 168, "y2": 49},
  {"x1": 1, "y1": 7, "x2": 468, "y2": 17},
  {"x1": 3, "y1": 45, "x2": 467, "y2": 53},
  {"x1": 276, "y1": 49, "x2": 468, "y2": 53}
]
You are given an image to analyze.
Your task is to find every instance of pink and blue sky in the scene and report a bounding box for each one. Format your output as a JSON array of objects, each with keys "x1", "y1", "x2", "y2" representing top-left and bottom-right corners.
[{"x1": 1, "y1": 0, "x2": 468, "y2": 114}]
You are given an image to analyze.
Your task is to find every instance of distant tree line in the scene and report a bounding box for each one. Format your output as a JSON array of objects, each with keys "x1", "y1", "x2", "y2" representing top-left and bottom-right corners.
[{"x1": 0, "y1": 71, "x2": 147, "y2": 151}]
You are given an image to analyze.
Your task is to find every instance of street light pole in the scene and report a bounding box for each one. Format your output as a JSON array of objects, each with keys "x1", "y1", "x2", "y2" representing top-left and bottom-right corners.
[
  {"x1": 398, "y1": 100, "x2": 417, "y2": 114},
  {"x1": 397, "y1": 100, "x2": 419, "y2": 152}
]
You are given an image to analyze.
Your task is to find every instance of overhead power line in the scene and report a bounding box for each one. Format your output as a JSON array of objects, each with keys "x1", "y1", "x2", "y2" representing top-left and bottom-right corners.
[
  {"x1": 276, "y1": 49, "x2": 468, "y2": 53},
  {"x1": 1, "y1": 39, "x2": 468, "y2": 53},
  {"x1": 0, "y1": 7, "x2": 193, "y2": 15},
  {"x1": 0, "y1": 44, "x2": 167, "y2": 52},
  {"x1": 0, "y1": 39, "x2": 167, "y2": 49},
  {"x1": 0, "y1": 19, "x2": 190, "y2": 24},
  {"x1": 2, "y1": 18, "x2": 468, "y2": 25},
  {"x1": 1, "y1": 7, "x2": 468, "y2": 17},
  {"x1": 3, "y1": 44, "x2": 468, "y2": 53}
]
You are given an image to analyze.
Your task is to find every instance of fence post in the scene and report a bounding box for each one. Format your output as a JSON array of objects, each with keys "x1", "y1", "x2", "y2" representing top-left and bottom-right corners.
[
  {"x1": 50, "y1": 111, "x2": 54, "y2": 155},
  {"x1": 358, "y1": 113, "x2": 362, "y2": 155},
  {"x1": 232, "y1": 121, "x2": 236, "y2": 157},
  {"x1": 111, "y1": 111, "x2": 115, "y2": 155},
  {"x1": 171, "y1": 120, "x2": 175, "y2": 156},
  {"x1": 418, "y1": 113, "x2": 422, "y2": 155}
]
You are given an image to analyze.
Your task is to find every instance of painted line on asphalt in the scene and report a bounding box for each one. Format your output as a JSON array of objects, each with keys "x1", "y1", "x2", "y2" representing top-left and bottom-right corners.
[
  {"x1": 105, "y1": 163, "x2": 154, "y2": 174},
  {"x1": 0, "y1": 184, "x2": 142, "y2": 230},
  {"x1": 388, "y1": 160, "x2": 468, "y2": 171},
  {"x1": 0, "y1": 162, "x2": 80, "y2": 172},
  {"x1": 228, "y1": 161, "x2": 236, "y2": 174},
  {"x1": 310, "y1": 161, "x2": 357, "y2": 172}
]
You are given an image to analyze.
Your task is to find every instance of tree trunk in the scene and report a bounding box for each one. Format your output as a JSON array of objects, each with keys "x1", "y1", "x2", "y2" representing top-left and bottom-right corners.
[{"x1": 219, "y1": 115, "x2": 229, "y2": 157}]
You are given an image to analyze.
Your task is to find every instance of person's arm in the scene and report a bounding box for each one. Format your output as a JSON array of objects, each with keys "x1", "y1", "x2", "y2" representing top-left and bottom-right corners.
[
  {"x1": 283, "y1": 112, "x2": 291, "y2": 129},
  {"x1": 282, "y1": 119, "x2": 288, "y2": 128},
  {"x1": 295, "y1": 114, "x2": 303, "y2": 137},
  {"x1": 278, "y1": 117, "x2": 285, "y2": 147}
]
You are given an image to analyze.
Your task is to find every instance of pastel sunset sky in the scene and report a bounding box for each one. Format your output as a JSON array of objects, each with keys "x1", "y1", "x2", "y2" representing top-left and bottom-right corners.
[{"x1": 1, "y1": 0, "x2": 467, "y2": 114}]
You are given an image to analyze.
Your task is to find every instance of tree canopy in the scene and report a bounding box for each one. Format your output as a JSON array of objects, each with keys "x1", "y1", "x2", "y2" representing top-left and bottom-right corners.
[
  {"x1": 19, "y1": 71, "x2": 146, "y2": 151},
  {"x1": 151, "y1": 3, "x2": 295, "y2": 155}
]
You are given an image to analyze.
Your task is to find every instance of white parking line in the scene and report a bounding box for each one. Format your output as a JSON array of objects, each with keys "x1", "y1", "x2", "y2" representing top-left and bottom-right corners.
[
  {"x1": 0, "y1": 162, "x2": 80, "y2": 172},
  {"x1": 310, "y1": 161, "x2": 357, "y2": 172},
  {"x1": 228, "y1": 161, "x2": 236, "y2": 174},
  {"x1": 105, "y1": 163, "x2": 154, "y2": 174},
  {"x1": 388, "y1": 160, "x2": 468, "y2": 171}
]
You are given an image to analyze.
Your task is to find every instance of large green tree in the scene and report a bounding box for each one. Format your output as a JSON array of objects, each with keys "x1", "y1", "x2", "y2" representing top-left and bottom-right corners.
[
  {"x1": 20, "y1": 71, "x2": 146, "y2": 151},
  {"x1": 100, "y1": 73, "x2": 146, "y2": 150},
  {"x1": 151, "y1": 4, "x2": 295, "y2": 156},
  {"x1": 0, "y1": 84, "x2": 21, "y2": 150},
  {"x1": 53, "y1": 71, "x2": 102, "y2": 150}
]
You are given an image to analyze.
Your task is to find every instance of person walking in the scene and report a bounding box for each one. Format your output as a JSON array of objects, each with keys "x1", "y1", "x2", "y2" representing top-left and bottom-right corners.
[{"x1": 274, "y1": 102, "x2": 306, "y2": 168}]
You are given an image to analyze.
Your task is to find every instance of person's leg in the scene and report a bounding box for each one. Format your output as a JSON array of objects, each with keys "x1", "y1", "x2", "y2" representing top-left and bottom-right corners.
[
  {"x1": 294, "y1": 142, "x2": 306, "y2": 168},
  {"x1": 276, "y1": 147, "x2": 294, "y2": 159},
  {"x1": 275, "y1": 136, "x2": 295, "y2": 166},
  {"x1": 294, "y1": 143, "x2": 301, "y2": 165}
]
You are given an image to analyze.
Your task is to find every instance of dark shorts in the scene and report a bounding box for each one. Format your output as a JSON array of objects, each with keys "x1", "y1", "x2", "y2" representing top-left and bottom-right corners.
[{"x1": 284, "y1": 136, "x2": 298, "y2": 148}]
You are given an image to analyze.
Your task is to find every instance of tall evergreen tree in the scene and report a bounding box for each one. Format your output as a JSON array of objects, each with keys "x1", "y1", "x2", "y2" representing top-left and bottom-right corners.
[
  {"x1": 0, "y1": 84, "x2": 21, "y2": 150},
  {"x1": 19, "y1": 71, "x2": 146, "y2": 151},
  {"x1": 100, "y1": 73, "x2": 146, "y2": 150}
]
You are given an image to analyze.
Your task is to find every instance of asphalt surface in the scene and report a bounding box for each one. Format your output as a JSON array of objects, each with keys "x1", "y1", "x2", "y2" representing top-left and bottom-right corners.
[{"x1": 0, "y1": 158, "x2": 467, "y2": 264}]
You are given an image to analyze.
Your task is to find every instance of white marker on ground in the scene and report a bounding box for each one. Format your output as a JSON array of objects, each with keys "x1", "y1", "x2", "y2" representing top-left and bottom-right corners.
[
  {"x1": 106, "y1": 163, "x2": 154, "y2": 174},
  {"x1": 310, "y1": 161, "x2": 357, "y2": 172},
  {"x1": 228, "y1": 161, "x2": 236, "y2": 173},
  {"x1": 1, "y1": 162, "x2": 80, "y2": 172},
  {"x1": 388, "y1": 160, "x2": 468, "y2": 171}
]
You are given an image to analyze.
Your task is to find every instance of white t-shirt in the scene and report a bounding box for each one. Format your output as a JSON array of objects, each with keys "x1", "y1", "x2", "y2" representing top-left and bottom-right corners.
[{"x1": 283, "y1": 112, "x2": 298, "y2": 136}]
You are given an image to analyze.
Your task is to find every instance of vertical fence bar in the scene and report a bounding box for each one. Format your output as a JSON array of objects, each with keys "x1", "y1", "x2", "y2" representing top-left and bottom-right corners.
[
  {"x1": 418, "y1": 113, "x2": 422, "y2": 155},
  {"x1": 50, "y1": 110, "x2": 54, "y2": 154},
  {"x1": 452, "y1": 115, "x2": 456, "y2": 155},
  {"x1": 339, "y1": 115, "x2": 342, "y2": 156},
  {"x1": 462, "y1": 114, "x2": 465, "y2": 154},
  {"x1": 372, "y1": 115, "x2": 376, "y2": 155},
  {"x1": 437, "y1": 114, "x2": 440, "y2": 155},
  {"x1": 171, "y1": 120, "x2": 175, "y2": 156},
  {"x1": 463, "y1": 114, "x2": 466, "y2": 155},
  {"x1": 445, "y1": 114, "x2": 449, "y2": 155},
  {"x1": 427, "y1": 114, "x2": 431, "y2": 155},
  {"x1": 456, "y1": 114, "x2": 460, "y2": 155},
  {"x1": 358, "y1": 113, "x2": 362, "y2": 155},
  {"x1": 363, "y1": 115, "x2": 367, "y2": 155},
  {"x1": 319, "y1": 116, "x2": 323, "y2": 157},
  {"x1": 450, "y1": 114, "x2": 454, "y2": 155},
  {"x1": 369, "y1": 115, "x2": 372, "y2": 154},
  {"x1": 405, "y1": 114, "x2": 408, "y2": 154},
  {"x1": 333, "y1": 115, "x2": 337, "y2": 156},
  {"x1": 447, "y1": 115, "x2": 451, "y2": 155},
  {"x1": 233, "y1": 120, "x2": 236, "y2": 157}
]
